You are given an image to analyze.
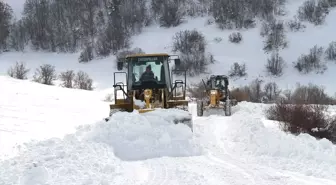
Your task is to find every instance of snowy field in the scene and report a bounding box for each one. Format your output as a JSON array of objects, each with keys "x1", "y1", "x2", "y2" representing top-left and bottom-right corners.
[{"x1": 1, "y1": 77, "x2": 336, "y2": 185}]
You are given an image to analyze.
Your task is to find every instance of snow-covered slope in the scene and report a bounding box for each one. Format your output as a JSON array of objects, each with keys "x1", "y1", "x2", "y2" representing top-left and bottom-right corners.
[
  {"x1": 1, "y1": 0, "x2": 336, "y2": 94},
  {"x1": 1, "y1": 77, "x2": 336, "y2": 184},
  {"x1": 0, "y1": 76, "x2": 109, "y2": 160}
]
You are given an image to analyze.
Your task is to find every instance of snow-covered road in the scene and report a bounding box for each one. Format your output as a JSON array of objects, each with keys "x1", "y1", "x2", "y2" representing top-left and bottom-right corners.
[{"x1": 1, "y1": 76, "x2": 336, "y2": 185}]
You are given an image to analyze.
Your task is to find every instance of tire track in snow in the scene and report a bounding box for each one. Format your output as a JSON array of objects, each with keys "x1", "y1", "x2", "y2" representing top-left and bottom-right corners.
[
  {"x1": 145, "y1": 159, "x2": 171, "y2": 185},
  {"x1": 204, "y1": 116, "x2": 336, "y2": 185},
  {"x1": 194, "y1": 119, "x2": 258, "y2": 184},
  {"x1": 209, "y1": 118, "x2": 294, "y2": 185}
]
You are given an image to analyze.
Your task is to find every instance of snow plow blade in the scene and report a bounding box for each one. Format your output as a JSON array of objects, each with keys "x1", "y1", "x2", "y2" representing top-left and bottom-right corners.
[{"x1": 105, "y1": 108, "x2": 193, "y2": 132}]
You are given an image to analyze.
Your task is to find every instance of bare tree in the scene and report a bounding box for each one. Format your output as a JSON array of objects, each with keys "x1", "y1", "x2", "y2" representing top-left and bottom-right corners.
[
  {"x1": 23, "y1": 0, "x2": 54, "y2": 51},
  {"x1": 172, "y1": 30, "x2": 214, "y2": 76},
  {"x1": 159, "y1": 0, "x2": 185, "y2": 27},
  {"x1": 264, "y1": 82, "x2": 281, "y2": 102},
  {"x1": 0, "y1": 1, "x2": 13, "y2": 51},
  {"x1": 78, "y1": 45, "x2": 94, "y2": 63},
  {"x1": 325, "y1": 41, "x2": 336, "y2": 61},
  {"x1": 249, "y1": 78, "x2": 264, "y2": 103}
]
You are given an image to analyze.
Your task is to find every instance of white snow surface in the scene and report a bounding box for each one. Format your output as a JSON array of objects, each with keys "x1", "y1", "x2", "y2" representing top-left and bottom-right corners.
[
  {"x1": 1, "y1": 0, "x2": 336, "y2": 184},
  {"x1": 0, "y1": 76, "x2": 109, "y2": 160},
  {"x1": 1, "y1": 77, "x2": 336, "y2": 184}
]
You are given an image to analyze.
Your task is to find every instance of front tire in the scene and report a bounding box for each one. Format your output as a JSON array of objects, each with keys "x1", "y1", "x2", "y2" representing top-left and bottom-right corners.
[
  {"x1": 197, "y1": 100, "x2": 204, "y2": 117},
  {"x1": 224, "y1": 99, "x2": 232, "y2": 116}
]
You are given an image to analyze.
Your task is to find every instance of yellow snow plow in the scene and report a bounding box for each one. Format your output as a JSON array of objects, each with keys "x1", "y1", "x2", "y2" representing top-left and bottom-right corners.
[
  {"x1": 105, "y1": 53, "x2": 193, "y2": 132},
  {"x1": 196, "y1": 75, "x2": 237, "y2": 117}
]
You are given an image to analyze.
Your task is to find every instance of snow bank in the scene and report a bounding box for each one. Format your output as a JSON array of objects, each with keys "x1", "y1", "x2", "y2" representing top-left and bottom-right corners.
[
  {"x1": 220, "y1": 102, "x2": 336, "y2": 179},
  {"x1": 0, "y1": 108, "x2": 201, "y2": 184},
  {"x1": 0, "y1": 76, "x2": 109, "y2": 160},
  {"x1": 0, "y1": 136, "x2": 122, "y2": 185},
  {"x1": 85, "y1": 110, "x2": 202, "y2": 161}
]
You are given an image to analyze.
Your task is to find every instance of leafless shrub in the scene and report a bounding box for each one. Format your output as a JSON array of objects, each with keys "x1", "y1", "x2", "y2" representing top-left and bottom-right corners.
[
  {"x1": 262, "y1": 20, "x2": 288, "y2": 53},
  {"x1": 266, "y1": 51, "x2": 285, "y2": 76},
  {"x1": 266, "y1": 102, "x2": 336, "y2": 143},
  {"x1": 286, "y1": 16, "x2": 306, "y2": 32},
  {"x1": 228, "y1": 62, "x2": 247, "y2": 78},
  {"x1": 7, "y1": 61, "x2": 30, "y2": 80},
  {"x1": 187, "y1": 81, "x2": 206, "y2": 99},
  {"x1": 294, "y1": 45, "x2": 326, "y2": 74},
  {"x1": 33, "y1": 64, "x2": 57, "y2": 85},
  {"x1": 228, "y1": 32, "x2": 242, "y2": 43},
  {"x1": 297, "y1": 0, "x2": 329, "y2": 25},
  {"x1": 74, "y1": 71, "x2": 93, "y2": 90},
  {"x1": 230, "y1": 87, "x2": 250, "y2": 102},
  {"x1": 291, "y1": 83, "x2": 335, "y2": 105},
  {"x1": 213, "y1": 37, "x2": 222, "y2": 43},
  {"x1": 59, "y1": 70, "x2": 75, "y2": 88}
]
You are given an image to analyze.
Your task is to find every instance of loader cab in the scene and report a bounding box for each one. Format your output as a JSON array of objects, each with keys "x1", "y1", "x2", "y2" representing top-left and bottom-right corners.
[
  {"x1": 115, "y1": 53, "x2": 184, "y2": 94},
  {"x1": 208, "y1": 75, "x2": 229, "y2": 90}
]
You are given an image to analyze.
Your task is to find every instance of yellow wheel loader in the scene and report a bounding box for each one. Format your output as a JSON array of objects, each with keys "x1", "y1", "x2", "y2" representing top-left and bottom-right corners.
[
  {"x1": 196, "y1": 75, "x2": 237, "y2": 117},
  {"x1": 104, "y1": 53, "x2": 193, "y2": 132}
]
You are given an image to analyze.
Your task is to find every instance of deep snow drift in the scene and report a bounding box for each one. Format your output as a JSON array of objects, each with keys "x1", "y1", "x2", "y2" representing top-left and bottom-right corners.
[
  {"x1": 83, "y1": 110, "x2": 200, "y2": 161},
  {"x1": 0, "y1": 111, "x2": 200, "y2": 185},
  {"x1": 0, "y1": 76, "x2": 109, "y2": 160},
  {"x1": 1, "y1": 75, "x2": 336, "y2": 185}
]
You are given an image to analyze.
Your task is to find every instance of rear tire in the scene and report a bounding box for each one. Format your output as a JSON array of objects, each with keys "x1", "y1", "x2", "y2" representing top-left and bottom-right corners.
[
  {"x1": 197, "y1": 100, "x2": 203, "y2": 117},
  {"x1": 224, "y1": 99, "x2": 232, "y2": 116}
]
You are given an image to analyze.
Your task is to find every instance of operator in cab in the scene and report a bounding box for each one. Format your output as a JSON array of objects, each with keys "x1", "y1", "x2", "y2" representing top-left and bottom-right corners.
[{"x1": 140, "y1": 65, "x2": 155, "y2": 81}]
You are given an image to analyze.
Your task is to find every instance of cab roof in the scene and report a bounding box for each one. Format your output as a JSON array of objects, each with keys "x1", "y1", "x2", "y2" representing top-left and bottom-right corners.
[{"x1": 125, "y1": 53, "x2": 170, "y2": 58}]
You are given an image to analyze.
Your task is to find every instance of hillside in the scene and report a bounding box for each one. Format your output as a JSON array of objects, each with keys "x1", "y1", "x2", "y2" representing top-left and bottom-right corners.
[
  {"x1": 0, "y1": 76, "x2": 109, "y2": 160},
  {"x1": 1, "y1": 0, "x2": 336, "y2": 97}
]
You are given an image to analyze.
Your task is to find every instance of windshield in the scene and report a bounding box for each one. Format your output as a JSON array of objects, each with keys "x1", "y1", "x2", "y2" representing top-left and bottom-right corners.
[
  {"x1": 131, "y1": 56, "x2": 164, "y2": 85},
  {"x1": 210, "y1": 78, "x2": 225, "y2": 89}
]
